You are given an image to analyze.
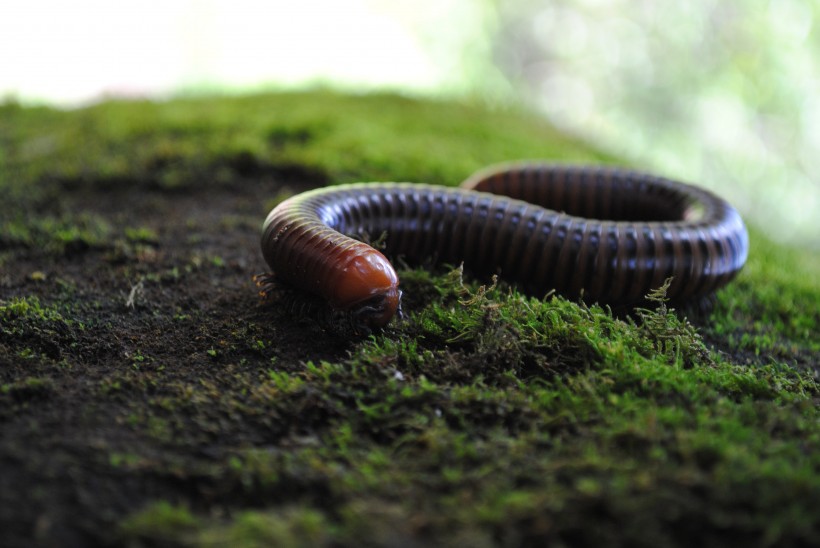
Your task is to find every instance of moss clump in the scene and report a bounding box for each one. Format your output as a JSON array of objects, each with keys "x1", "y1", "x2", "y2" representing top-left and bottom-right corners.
[
  {"x1": 706, "y1": 227, "x2": 820, "y2": 364},
  {"x1": 197, "y1": 507, "x2": 329, "y2": 548},
  {"x1": 119, "y1": 501, "x2": 200, "y2": 546},
  {"x1": 1, "y1": 376, "x2": 55, "y2": 401},
  {"x1": 0, "y1": 296, "x2": 76, "y2": 356},
  {"x1": 118, "y1": 266, "x2": 817, "y2": 545}
]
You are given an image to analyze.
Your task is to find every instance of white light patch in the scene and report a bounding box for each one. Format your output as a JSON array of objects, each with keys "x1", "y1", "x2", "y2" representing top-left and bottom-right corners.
[
  {"x1": 204, "y1": 0, "x2": 440, "y2": 89},
  {"x1": 0, "y1": 0, "x2": 446, "y2": 105}
]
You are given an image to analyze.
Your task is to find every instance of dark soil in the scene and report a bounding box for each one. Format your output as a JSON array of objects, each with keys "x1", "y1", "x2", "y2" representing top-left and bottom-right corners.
[{"x1": 1, "y1": 165, "x2": 347, "y2": 546}]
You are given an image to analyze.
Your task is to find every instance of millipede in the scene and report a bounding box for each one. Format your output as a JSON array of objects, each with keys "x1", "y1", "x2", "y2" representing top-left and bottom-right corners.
[{"x1": 260, "y1": 162, "x2": 749, "y2": 331}]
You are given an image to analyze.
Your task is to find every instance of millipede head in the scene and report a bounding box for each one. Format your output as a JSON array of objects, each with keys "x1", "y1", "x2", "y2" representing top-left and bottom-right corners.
[
  {"x1": 331, "y1": 249, "x2": 401, "y2": 329},
  {"x1": 345, "y1": 288, "x2": 402, "y2": 333}
]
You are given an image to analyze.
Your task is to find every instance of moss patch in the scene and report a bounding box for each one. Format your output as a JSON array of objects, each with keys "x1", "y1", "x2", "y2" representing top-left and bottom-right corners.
[{"x1": 0, "y1": 90, "x2": 818, "y2": 547}]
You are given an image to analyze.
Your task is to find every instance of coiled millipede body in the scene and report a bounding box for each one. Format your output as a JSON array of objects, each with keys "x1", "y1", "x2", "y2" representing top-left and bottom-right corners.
[{"x1": 261, "y1": 163, "x2": 749, "y2": 330}]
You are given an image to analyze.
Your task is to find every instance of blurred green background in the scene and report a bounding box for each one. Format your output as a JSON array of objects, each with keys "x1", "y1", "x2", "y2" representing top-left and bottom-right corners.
[{"x1": 2, "y1": 0, "x2": 818, "y2": 246}]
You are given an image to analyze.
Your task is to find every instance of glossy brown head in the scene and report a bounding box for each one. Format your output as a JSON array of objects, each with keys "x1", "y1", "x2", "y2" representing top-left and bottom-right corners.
[{"x1": 330, "y1": 248, "x2": 401, "y2": 329}]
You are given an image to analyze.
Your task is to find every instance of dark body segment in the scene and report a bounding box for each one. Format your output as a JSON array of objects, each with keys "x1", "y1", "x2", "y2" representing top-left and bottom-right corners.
[{"x1": 261, "y1": 163, "x2": 749, "y2": 328}]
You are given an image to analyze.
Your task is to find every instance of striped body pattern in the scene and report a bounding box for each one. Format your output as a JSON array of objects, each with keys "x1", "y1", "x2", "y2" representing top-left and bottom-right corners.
[{"x1": 261, "y1": 163, "x2": 749, "y2": 329}]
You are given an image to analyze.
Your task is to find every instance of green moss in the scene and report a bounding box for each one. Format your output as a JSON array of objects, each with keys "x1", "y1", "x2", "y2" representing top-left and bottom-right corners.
[
  {"x1": 0, "y1": 296, "x2": 63, "y2": 322},
  {"x1": 0, "y1": 91, "x2": 610, "y2": 201},
  {"x1": 108, "y1": 452, "x2": 144, "y2": 468},
  {"x1": 138, "y1": 264, "x2": 812, "y2": 544},
  {"x1": 0, "y1": 296, "x2": 74, "y2": 349},
  {"x1": 1, "y1": 376, "x2": 55, "y2": 400},
  {"x1": 1, "y1": 214, "x2": 112, "y2": 254},
  {"x1": 197, "y1": 507, "x2": 329, "y2": 548},
  {"x1": 706, "y1": 226, "x2": 820, "y2": 364},
  {"x1": 124, "y1": 226, "x2": 159, "y2": 244},
  {"x1": 119, "y1": 501, "x2": 200, "y2": 545}
]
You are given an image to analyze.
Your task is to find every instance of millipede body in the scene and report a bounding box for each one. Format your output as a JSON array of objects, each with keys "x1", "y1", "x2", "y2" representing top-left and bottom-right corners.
[{"x1": 260, "y1": 163, "x2": 749, "y2": 329}]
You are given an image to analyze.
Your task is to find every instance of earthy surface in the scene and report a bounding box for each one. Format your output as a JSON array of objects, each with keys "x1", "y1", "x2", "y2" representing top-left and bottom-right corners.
[{"x1": 1, "y1": 91, "x2": 818, "y2": 547}]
